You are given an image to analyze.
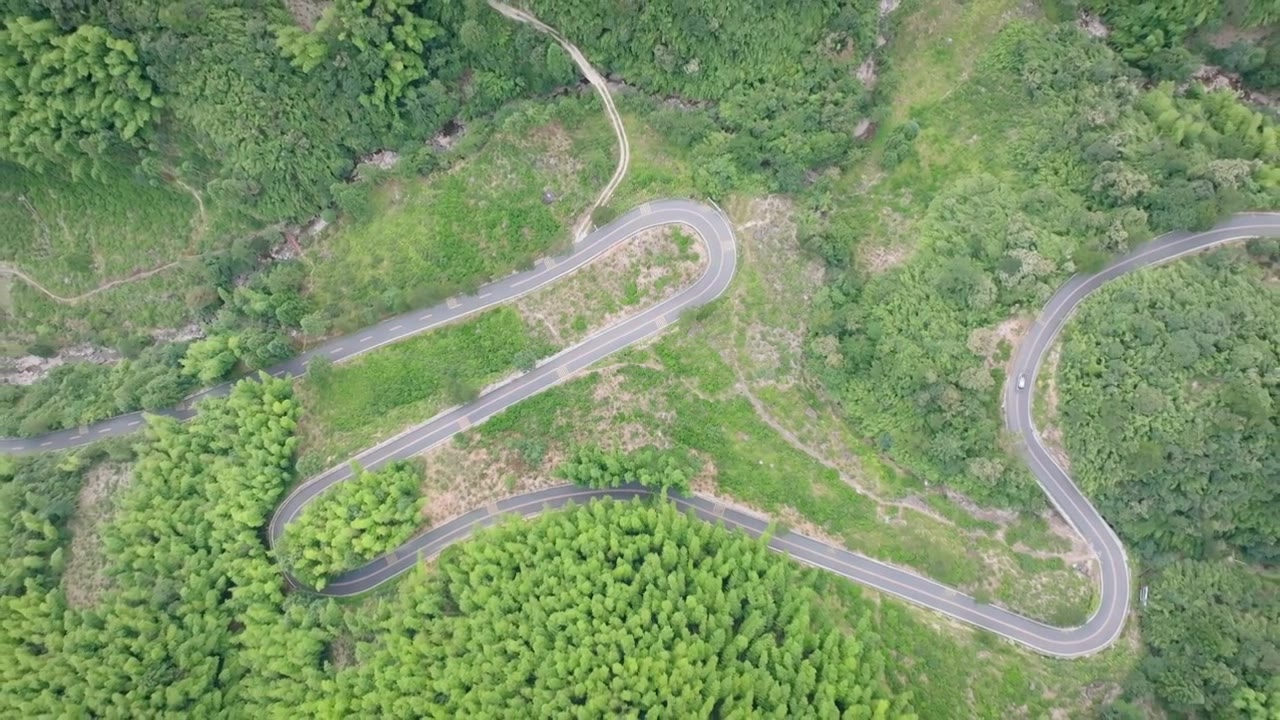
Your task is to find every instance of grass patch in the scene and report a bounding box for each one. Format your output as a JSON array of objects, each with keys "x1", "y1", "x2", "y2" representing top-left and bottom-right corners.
[
  {"x1": 1005, "y1": 513, "x2": 1073, "y2": 554},
  {"x1": 0, "y1": 161, "x2": 200, "y2": 294},
  {"x1": 306, "y1": 98, "x2": 616, "y2": 332},
  {"x1": 810, "y1": 569, "x2": 1137, "y2": 718},
  {"x1": 296, "y1": 308, "x2": 552, "y2": 474},
  {"x1": 0, "y1": 159, "x2": 259, "y2": 349},
  {"x1": 883, "y1": 0, "x2": 1035, "y2": 124}
]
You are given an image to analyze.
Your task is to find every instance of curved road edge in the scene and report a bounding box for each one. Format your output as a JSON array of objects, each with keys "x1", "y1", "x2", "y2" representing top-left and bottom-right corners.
[
  {"x1": 1000, "y1": 211, "x2": 1280, "y2": 654},
  {"x1": 275, "y1": 211, "x2": 1280, "y2": 660}
]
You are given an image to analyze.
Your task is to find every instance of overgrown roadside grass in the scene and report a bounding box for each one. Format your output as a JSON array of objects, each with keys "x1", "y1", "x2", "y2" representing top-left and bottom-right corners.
[
  {"x1": 294, "y1": 223, "x2": 707, "y2": 476},
  {"x1": 304, "y1": 98, "x2": 616, "y2": 333},
  {"x1": 61, "y1": 461, "x2": 132, "y2": 610},
  {"x1": 295, "y1": 308, "x2": 552, "y2": 475},
  {"x1": 386, "y1": 193, "x2": 1098, "y2": 630},
  {"x1": 515, "y1": 225, "x2": 705, "y2": 347},
  {"x1": 812, "y1": 569, "x2": 1139, "y2": 719}
]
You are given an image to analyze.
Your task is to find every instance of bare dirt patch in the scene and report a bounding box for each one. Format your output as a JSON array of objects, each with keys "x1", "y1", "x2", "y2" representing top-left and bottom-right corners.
[
  {"x1": 726, "y1": 194, "x2": 823, "y2": 386},
  {"x1": 529, "y1": 122, "x2": 587, "y2": 197},
  {"x1": 419, "y1": 442, "x2": 564, "y2": 528},
  {"x1": 417, "y1": 364, "x2": 669, "y2": 523},
  {"x1": 327, "y1": 633, "x2": 356, "y2": 670},
  {"x1": 63, "y1": 463, "x2": 133, "y2": 609},
  {"x1": 515, "y1": 224, "x2": 705, "y2": 346},
  {"x1": 283, "y1": 0, "x2": 330, "y2": 30},
  {"x1": 858, "y1": 242, "x2": 913, "y2": 274}
]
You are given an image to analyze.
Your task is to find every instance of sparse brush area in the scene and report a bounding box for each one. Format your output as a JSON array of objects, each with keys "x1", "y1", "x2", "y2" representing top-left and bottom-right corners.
[
  {"x1": 294, "y1": 220, "x2": 707, "y2": 476},
  {"x1": 304, "y1": 98, "x2": 615, "y2": 334},
  {"x1": 421, "y1": 196, "x2": 1100, "y2": 633}
]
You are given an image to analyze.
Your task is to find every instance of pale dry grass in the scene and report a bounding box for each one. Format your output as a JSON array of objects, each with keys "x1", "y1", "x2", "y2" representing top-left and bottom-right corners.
[
  {"x1": 515, "y1": 224, "x2": 705, "y2": 346},
  {"x1": 417, "y1": 364, "x2": 670, "y2": 523},
  {"x1": 1035, "y1": 344, "x2": 1073, "y2": 473},
  {"x1": 726, "y1": 195, "x2": 821, "y2": 387},
  {"x1": 858, "y1": 242, "x2": 913, "y2": 274},
  {"x1": 63, "y1": 463, "x2": 132, "y2": 609},
  {"x1": 283, "y1": 0, "x2": 331, "y2": 30}
]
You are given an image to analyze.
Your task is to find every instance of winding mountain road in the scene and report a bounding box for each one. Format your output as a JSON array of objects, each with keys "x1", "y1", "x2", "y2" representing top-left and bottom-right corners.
[
  {"x1": 10, "y1": 207, "x2": 1276, "y2": 658},
  {"x1": 5, "y1": 0, "x2": 1279, "y2": 658},
  {"x1": 263, "y1": 211, "x2": 1277, "y2": 662}
]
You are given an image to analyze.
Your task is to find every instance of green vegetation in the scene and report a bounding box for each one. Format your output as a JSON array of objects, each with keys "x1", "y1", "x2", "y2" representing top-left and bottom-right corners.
[
  {"x1": 1, "y1": 0, "x2": 575, "y2": 223},
  {"x1": 531, "y1": 0, "x2": 881, "y2": 193},
  {"x1": 5, "y1": 0, "x2": 1279, "y2": 716},
  {"x1": 0, "y1": 378, "x2": 313, "y2": 715},
  {"x1": 1057, "y1": 251, "x2": 1278, "y2": 565},
  {"x1": 306, "y1": 98, "x2": 614, "y2": 332},
  {"x1": 0, "y1": 341, "x2": 191, "y2": 436},
  {"x1": 461, "y1": 321, "x2": 1096, "y2": 625},
  {"x1": 0, "y1": 160, "x2": 198, "y2": 301},
  {"x1": 297, "y1": 307, "x2": 552, "y2": 474},
  {"x1": 802, "y1": 19, "x2": 1279, "y2": 509},
  {"x1": 555, "y1": 445, "x2": 696, "y2": 494},
  {"x1": 336, "y1": 499, "x2": 915, "y2": 717},
  {"x1": 1052, "y1": 249, "x2": 1279, "y2": 717},
  {"x1": 1082, "y1": 0, "x2": 1279, "y2": 84},
  {"x1": 3, "y1": 374, "x2": 1131, "y2": 718},
  {"x1": 279, "y1": 460, "x2": 424, "y2": 590},
  {"x1": 1141, "y1": 559, "x2": 1280, "y2": 718},
  {"x1": 5, "y1": 259, "x2": 310, "y2": 436},
  {"x1": 0, "y1": 17, "x2": 158, "y2": 172}
]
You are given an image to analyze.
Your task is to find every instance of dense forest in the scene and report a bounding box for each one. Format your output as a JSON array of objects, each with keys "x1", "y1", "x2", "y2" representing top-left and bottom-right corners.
[
  {"x1": 1055, "y1": 247, "x2": 1279, "y2": 718},
  {"x1": 331, "y1": 499, "x2": 914, "y2": 717},
  {"x1": 1080, "y1": 0, "x2": 1280, "y2": 89},
  {"x1": 0, "y1": 377, "x2": 918, "y2": 716},
  {"x1": 279, "y1": 460, "x2": 424, "y2": 590},
  {"x1": 1, "y1": 0, "x2": 575, "y2": 221},
  {"x1": 555, "y1": 444, "x2": 696, "y2": 494},
  {"x1": 528, "y1": 0, "x2": 882, "y2": 193},
  {"x1": 804, "y1": 20, "x2": 1279, "y2": 509},
  {"x1": 1057, "y1": 248, "x2": 1278, "y2": 566}
]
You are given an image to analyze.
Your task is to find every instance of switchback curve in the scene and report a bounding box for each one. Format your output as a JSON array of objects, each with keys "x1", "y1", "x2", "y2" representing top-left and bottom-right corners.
[{"x1": 7, "y1": 0, "x2": 1279, "y2": 658}]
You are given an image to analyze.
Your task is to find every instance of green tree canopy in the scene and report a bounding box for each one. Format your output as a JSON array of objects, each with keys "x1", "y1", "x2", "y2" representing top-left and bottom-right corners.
[{"x1": 0, "y1": 17, "x2": 159, "y2": 172}]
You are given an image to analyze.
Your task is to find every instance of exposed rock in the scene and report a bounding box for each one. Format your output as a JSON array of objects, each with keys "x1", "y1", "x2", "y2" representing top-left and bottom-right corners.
[
  {"x1": 1192, "y1": 64, "x2": 1278, "y2": 110},
  {"x1": 304, "y1": 216, "x2": 329, "y2": 238},
  {"x1": 352, "y1": 150, "x2": 400, "y2": 182},
  {"x1": 283, "y1": 0, "x2": 330, "y2": 30},
  {"x1": 854, "y1": 118, "x2": 876, "y2": 140},
  {"x1": 431, "y1": 120, "x2": 465, "y2": 151},
  {"x1": 1, "y1": 345, "x2": 121, "y2": 386},
  {"x1": 856, "y1": 57, "x2": 878, "y2": 89},
  {"x1": 151, "y1": 323, "x2": 205, "y2": 345},
  {"x1": 1077, "y1": 12, "x2": 1109, "y2": 38}
]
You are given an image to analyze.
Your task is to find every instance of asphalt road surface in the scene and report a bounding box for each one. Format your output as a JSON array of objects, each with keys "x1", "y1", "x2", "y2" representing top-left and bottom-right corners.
[{"x1": 8, "y1": 205, "x2": 1279, "y2": 658}]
